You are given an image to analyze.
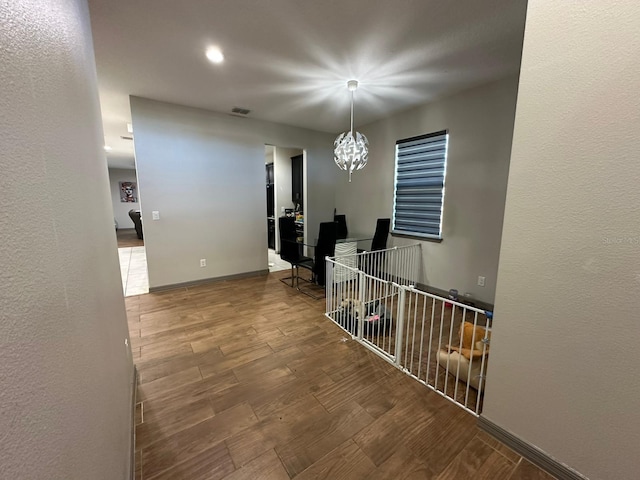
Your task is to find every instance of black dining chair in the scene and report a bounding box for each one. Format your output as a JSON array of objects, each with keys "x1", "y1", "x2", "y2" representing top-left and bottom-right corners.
[
  {"x1": 298, "y1": 221, "x2": 337, "y2": 298},
  {"x1": 357, "y1": 217, "x2": 391, "y2": 254},
  {"x1": 358, "y1": 218, "x2": 391, "y2": 277},
  {"x1": 334, "y1": 214, "x2": 348, "y2": 240},
  {"x1": 371, "y1": 218, "x2": 391, "y2": 251},
  {"x1": 278, "y1": 217, "x2": 312, "y2": 287}
]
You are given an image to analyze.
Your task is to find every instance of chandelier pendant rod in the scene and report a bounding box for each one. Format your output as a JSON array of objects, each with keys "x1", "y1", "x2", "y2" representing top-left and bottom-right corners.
[
  {"x1": 349, "y1": 89, "x2": 354, "y2": 182},
  {"x1": 350, "y1": 89, "x2": 354, "y2": 135}
]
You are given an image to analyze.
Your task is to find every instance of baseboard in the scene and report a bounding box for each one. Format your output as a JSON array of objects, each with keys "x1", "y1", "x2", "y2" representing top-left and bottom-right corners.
[
  {"x1": 477, "y1": 416, "x2": 588, "y2": 480},
  {"x1": 148, "y1": 269, "x2": 269, "y2": 292},
  {"x1": 415, "y1": 282, "x2": 494, "y2": 312},
  {"x1": 129, "y1": 365, "x2": 138, "y2": 480}
]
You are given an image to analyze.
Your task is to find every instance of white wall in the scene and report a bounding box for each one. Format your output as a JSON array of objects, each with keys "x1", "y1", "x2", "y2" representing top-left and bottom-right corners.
[
  {"x1": 335, "y1": 77, "x2": 520, "y2": 304},
  {"x1": 273, "y1": 146, "x2": 301, "y2": 252},
  {"x1": 108, "y1": 167, "x2": 139, "y2": 229},
  {"x1": 483, "y1": 2, "x2": 640, "y2": 479},
  {"x1": 130, "y1": 97, "x2": 336, "y2": 289},
  {"x1": 0, "y1": 1, "x2": 134, "y2": 479}
]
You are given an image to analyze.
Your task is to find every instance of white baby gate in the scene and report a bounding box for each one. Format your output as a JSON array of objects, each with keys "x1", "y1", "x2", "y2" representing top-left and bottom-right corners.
[{"x1": 325, "y1": 244, "x2": 492, "y2": 416}]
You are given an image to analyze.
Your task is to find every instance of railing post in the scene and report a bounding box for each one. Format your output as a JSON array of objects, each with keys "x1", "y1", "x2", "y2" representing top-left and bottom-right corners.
[
  {"x1": 325, "y1": 256, "x2": 332, "y2": 318},
  {"x1": 394, "y1": 285, "x2": 406, "y2": 366},
  {"x1": 357, "y1": 270, "x2": 365, "y2": 341}
]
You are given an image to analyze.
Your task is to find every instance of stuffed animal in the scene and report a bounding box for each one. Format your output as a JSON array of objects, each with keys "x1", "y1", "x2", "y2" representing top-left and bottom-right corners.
[
  {"x1": 437, "y1": 321, "x2": 490, "y2": 390},
  {"x1": 338, "y1": 298, "x2": 390, "y2": 335}
]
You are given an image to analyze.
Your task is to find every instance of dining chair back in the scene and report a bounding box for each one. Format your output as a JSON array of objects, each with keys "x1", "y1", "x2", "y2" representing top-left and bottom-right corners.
[
  {"x1": 334, "y1": 214, "x2": 348, "y2": 240},
  {"x1": 313, "y1": 221, "x2": 337, "y2": 286},
  {"x1": 371, "y1": 218, "x2": 391, "y2": 251},
  {"x1": 278, "y1": 216, "x2": 312, "y2": 287},
  {"x1": 278, "y1": 217, "x2": 300, "y2": 264}
]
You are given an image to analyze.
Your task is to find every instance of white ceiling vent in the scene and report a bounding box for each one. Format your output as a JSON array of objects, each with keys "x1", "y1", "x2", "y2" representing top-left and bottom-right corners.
[{"x1": 231, "y1": 107, "x2": 251, "y2": 115}]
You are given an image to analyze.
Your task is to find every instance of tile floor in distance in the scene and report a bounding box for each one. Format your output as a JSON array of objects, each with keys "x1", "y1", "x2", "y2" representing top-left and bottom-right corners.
[
  {"x1": 268, "y1": 248, "x2": 290, "y2": 273},
  {"x1": 119, "y1": 246, "x2": 149, "y2": 296}
]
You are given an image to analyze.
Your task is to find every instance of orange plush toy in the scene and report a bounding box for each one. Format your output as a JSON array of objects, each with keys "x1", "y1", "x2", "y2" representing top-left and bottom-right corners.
[{"x1": 437, "y1": 321, "x2": 491, "y2": 390}]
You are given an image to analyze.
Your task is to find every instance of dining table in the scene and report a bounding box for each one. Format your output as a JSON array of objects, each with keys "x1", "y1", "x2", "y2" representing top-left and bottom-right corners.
[
  {"x1": 297, "y1": 233, "x2": 373, "y2": 283},
  {"x1": 297, "y1": 233, "x2": 374, "y2": 251}
]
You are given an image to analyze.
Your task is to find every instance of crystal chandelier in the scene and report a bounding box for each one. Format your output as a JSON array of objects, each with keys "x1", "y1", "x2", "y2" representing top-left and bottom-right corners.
[{"x1": 334, "y1": 80, "x2": 368, "y2": 182}]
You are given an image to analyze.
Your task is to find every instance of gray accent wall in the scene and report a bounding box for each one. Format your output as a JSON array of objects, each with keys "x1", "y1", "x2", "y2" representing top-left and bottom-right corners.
[
  {"x1": 335, "y1": 77, "x2": 520, "y2": 304},
  {"x1": 0, "y1": 0, "x2": 134, "y2": 478},
  {"x1": 130, "y1": 97, "x2": 336, "y2": 289},
  {"x1": 483, "y1": 2, "x2": 640, "y2": 479}
]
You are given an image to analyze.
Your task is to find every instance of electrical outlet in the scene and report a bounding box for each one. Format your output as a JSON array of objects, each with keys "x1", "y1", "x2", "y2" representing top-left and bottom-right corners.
[
  {"x1": 200, "y1": 259, "x2": 206, "y2": 267},
  {"x1": 477, "y1": 276, "x2": 486, "y2": 287},
  {"x1": 152, "y1": 211, "x2": 160, "y2": 221}
]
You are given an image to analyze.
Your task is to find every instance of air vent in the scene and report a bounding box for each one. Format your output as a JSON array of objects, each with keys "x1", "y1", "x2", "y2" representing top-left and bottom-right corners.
[
  {"x1": 231, "y1": 107, "x2": 251, "y2": 115},
  {"x1": 120, "y1": 135, "x2": 134, "y2": 140}
]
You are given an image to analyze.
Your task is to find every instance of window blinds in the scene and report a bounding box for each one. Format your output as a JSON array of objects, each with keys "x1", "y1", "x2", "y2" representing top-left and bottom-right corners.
[{"x1": 393, "y1": 130, "x2": 448, "y2": 238}]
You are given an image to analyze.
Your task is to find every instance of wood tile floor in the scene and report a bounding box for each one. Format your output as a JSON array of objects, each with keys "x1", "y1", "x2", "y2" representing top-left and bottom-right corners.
[
  {"x1": 126, "y1": 271, "x2": 556, "y2": 480},
  {"x1": 117, "y1": 228, "x2": 144, "y2": 248}
]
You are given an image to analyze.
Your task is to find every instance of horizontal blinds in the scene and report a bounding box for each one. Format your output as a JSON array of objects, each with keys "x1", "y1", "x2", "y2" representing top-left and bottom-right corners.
[{"x1": 394, "y1": 131, "x2": 447, "y2": 237}]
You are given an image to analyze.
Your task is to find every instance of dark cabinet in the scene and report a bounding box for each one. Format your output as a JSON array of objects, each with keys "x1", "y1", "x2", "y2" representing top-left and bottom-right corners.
[
  {"x1": 266, "y1": 163, "x2": 275, "y2": 249},
  {"x1": 266, "y1": 164, "x2": 274, "y2": 217},
  {"x1": 266, "y1": 163, "x2": 274, "y2": 184},
  {"x1": 266, "y1": 184, "x2": 274, "y2": 217},
  {"x1": 291, "y1": 154, "x2": 303, "y2": 210},
  {"x1": 267, "y1": 218, "x2": 275, "y2": 249}
]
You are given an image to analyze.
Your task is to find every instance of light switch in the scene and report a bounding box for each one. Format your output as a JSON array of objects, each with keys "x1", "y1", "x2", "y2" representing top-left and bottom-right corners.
[{"x1": 152, "y1": 211, "x2": 160, "y2": 221}]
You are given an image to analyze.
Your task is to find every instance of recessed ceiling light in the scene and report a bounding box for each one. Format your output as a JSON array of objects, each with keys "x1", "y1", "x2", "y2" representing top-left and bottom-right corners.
[
  {"x1": 104, "y1": 145, "x2": 112, "y2": 152},
  {"x1": 205, "y1": 47, "x2": 224, "y2": 64}
]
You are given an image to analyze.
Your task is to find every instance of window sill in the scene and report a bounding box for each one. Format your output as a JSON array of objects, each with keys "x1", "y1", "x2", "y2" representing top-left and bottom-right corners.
[{"x1": 391, "y1": 231, "x2": 443, "y2": 243}]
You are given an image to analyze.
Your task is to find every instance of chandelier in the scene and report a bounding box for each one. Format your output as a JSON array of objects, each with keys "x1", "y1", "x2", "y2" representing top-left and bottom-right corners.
[{"x1": 334, "y1": 80, "x2": 368, "y2": 182}]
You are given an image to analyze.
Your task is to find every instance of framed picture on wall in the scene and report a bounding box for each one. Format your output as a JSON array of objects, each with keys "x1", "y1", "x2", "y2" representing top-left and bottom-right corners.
[{"x1": 119, "y1": 181, "x2": 137, "y2": 202}]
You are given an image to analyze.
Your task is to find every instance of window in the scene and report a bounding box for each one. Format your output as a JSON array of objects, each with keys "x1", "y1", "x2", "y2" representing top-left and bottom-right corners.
[{"x1": 392, "y1": 130, "x2": 448, "y2": 239}]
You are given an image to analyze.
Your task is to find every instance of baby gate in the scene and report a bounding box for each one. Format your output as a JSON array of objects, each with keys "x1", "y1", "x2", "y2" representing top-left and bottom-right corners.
[{"x1": 325, "y1": 244, "x2": 492, "y2": 415}]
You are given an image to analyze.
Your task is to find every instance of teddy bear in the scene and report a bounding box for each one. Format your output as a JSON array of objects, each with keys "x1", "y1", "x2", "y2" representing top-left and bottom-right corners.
[{"x1": 437, "y1": 321, "x2": 490, "y2": 390}]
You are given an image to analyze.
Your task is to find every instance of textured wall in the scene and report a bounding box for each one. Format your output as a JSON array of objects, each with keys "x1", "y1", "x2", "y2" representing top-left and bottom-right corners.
[
  {"x1": 335, "y1": 77, "x2": 520, "y2": 304},
  {"x1": 130, "y1": 97, "x2": 335, "y2": 289},
  {"x1": 482, "y1": 2, "x2": 640, "y2": 479},
  {"x1": 109, "y1": 167, "x2": 140, "y2": 230},
  {"x1": 0, "y1": 1, "x2": 134, "y2": 479}
]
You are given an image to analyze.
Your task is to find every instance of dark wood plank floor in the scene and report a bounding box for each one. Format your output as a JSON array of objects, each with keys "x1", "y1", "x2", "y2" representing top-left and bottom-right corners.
[
  {"x1": 126, "y1": 271, "x2": 555, "y2": 480},
  {"x1": 118, "y1": 228, "x2": 144, "y2": 248}
]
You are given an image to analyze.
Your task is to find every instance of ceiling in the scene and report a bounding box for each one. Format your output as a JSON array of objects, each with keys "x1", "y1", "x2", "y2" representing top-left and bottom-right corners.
[{"x1": 88, "y1": 0, "x2": 528, "y2": 169}]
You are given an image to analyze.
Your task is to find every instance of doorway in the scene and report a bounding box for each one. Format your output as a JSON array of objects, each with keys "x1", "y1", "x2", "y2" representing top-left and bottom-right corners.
[
  {"x1": 265, "y1": 144, "x2": 305, "y2": 273},
  {"x1": 108, "y1": 166, "x2": 149, "y2": 296}
]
